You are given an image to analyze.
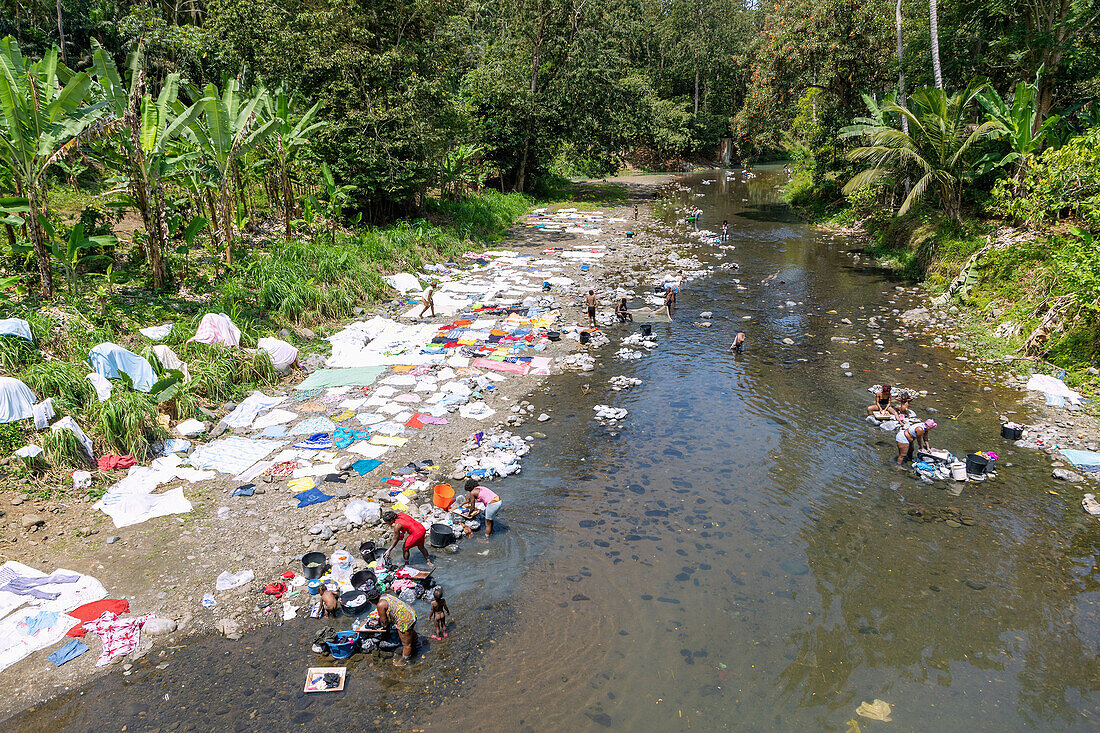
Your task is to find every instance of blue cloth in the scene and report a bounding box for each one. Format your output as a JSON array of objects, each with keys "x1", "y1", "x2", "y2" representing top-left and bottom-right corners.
[
  {"x1": 294, "y1": 487, "x2": 333, "y2": 508},
  {"x1": 88, "y1": 342, "x2": 156, "y2": 392},
  {"x1": 259, "y1": 425, "x2": 287, "y2": 438},
  {"x1": 231, "y1": 484, "x2": 256, "y2": 497},
  {"x1": 48, "y1": 639, "x2": 89, "y2": 667},
  {"x1": 332, "y1": 427, "x2": 369, "y2": 450},
  {"x1": 295, "y1": 432, "x2": 334, "y2": 450},
  {"x1": 352, "y1": 459, "x2": 383, "y2": 476},
  {"x1": 1060, "y1": 449, "x2": 1100, "y2": 472},
  {"x1": 0, "y1": 318, "x2": 33, "y2": 342},
  {"x1": 163, "y1": 438, "x2": 190, "y2": 454},
  {"x1": 23, "y1": 609, "x2": 59, "y2": 635}
]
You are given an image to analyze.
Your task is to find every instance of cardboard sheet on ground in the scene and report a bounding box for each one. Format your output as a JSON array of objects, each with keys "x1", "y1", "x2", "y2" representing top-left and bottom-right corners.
[{"x1": 295, "y1": 367, "x2": 385, "y2": 390}]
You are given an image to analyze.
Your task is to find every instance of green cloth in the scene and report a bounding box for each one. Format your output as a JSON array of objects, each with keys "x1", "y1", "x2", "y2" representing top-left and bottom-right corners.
[{"x1": 294, "y1": 367, "x2": 385, "y2": 390}]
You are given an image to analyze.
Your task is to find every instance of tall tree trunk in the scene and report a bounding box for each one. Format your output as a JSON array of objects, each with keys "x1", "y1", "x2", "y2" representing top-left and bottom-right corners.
[
  {"x1": 3, "y1": 223, "x2": 14, "y2": 251},
  {"x1": 929, "y1": 0, "x2": 943, "y2": 89},
  {"x1": 27, "y1": 189, "x2": 53, "y2": 298},
  {"x1": 896, "y1": 0, "x2": 909, "y2": 134},
  {"x1": 219, "y1": 186, "x2": 233, "y2": 265},
  {"x1": 282, "y1": 165, "x2": 293, "y2": 241},
  {"x1": 203, "y1": 188, "x2": 220, "y2": 256},
  {"x1": 55, "y1": 0, "x2": 66, "y2": 64},
  {"x1": 694, "y1": 67, "x2": 700, "y2": 115}
]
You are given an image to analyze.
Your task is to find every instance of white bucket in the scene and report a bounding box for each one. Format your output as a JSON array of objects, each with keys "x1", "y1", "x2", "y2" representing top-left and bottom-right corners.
[{"x1": 949, "y1": 462, "x2": 968, "y2": 481}]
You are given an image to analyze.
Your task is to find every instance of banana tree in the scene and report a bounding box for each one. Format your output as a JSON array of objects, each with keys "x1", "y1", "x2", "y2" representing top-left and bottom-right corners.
[
  {"x1": 977, "y1": 77, "x2": 1061, "y2": 186},
  {"x1": 0, "y1": 37, "x2": 108, "y2": 297},
  {"x1": 259, "y1": 85, "x2": 324, "y2": 241},
  {"x1": 179, "y1": 78, "x2": 275, "y2": 264},
  {"x1": 91, "y1": 44, "x2": 199, "y2": 290}
]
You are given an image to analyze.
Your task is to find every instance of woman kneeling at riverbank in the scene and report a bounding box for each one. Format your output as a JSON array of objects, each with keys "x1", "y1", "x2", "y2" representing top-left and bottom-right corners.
[{"x1": 897, "y1": 419, "x2": 936, "y2": 464}]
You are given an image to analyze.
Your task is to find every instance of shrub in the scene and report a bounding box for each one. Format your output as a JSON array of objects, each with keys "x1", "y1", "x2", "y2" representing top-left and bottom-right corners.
[{"x1": 991, "y1": 126, "x2": 1100, "y2": 229}]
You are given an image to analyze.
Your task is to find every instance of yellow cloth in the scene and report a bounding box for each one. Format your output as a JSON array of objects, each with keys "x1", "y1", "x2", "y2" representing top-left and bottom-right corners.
[
  {"x1": 288, "y1": 477, "x2": 315, "y2": 492},
  {"x1": 855, "y1": 700, "x2": 892, "y2": 722}
]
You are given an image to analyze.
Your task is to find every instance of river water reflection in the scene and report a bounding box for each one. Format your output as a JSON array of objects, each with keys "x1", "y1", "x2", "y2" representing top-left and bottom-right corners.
[{"x1": 13, "y1": 168, "x2": 1100, "y2": 731}]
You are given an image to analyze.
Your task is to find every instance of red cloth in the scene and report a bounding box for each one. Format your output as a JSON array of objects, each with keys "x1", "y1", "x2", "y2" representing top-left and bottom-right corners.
[
  {"x1": 405, "y1": 414, "x2": 426, "y2": 429},
  {"x1": 97, "y1": 455, "x2": 136, "y2": 471},
  {"x1": 263, "y1": 582, "x2": 287, "y2": 597},
  {"x1": 66, "y1": 598, "x2": 130, "y2": 637},
  {"x1": 281, "y1": 571, "x2": 296, "y2": 579}
]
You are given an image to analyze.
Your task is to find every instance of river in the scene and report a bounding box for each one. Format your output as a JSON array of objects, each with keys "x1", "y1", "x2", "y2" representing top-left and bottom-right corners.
[{"x1": 13, "y1": 168, "x2": 1100, "y2": 731}]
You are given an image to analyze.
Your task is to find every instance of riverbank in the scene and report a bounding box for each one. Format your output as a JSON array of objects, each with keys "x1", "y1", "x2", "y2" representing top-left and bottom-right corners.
[
  {"x1": 787, "y1": 187, "x2": 1100, "y2": 489},
  {"x1": 0, "y1": 174, "x2": 678, "y2": 722}
]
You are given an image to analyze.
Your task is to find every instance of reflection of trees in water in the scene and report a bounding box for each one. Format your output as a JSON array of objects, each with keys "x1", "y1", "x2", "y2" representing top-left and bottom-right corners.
[{"x1": 781, "y1": 496, "x2": 1100, "y2": 725}]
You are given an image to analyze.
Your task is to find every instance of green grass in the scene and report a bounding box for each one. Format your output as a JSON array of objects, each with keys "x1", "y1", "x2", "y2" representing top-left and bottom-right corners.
[{"x1": 0, "y1": 188, "x2": 554, "y2": 473}]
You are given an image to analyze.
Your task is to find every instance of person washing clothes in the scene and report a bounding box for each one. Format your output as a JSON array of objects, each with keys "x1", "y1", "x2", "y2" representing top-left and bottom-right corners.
[
  {"x1": 382, "y1": 510, "x2": 434, "y2": 567},
  {"x1": 615, "y1": 298, "x2": 633, "y2": 322},
  {"x1": 867, "y1": 384, "x2": 896, "y2": 419},
  {"x1": 463, "y1": 479, "x2": 502, "y2": 537},
  {"x1": 729, "y1": 331, "x2": 746, "y2": 352},
  {"x1": 897, "y1": 419, "x2": 936, "y2": 464}
]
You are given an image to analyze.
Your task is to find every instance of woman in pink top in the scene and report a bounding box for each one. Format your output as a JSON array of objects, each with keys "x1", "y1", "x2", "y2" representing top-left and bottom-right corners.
[{"x1": 463, "y1": 479, "x2": 503, "y2": 537}]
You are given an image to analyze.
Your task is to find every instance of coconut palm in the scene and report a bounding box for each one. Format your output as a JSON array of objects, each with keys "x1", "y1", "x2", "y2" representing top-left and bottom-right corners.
[
  {"x1": 929, "y1": 0, "x2": 943, "y2": 89},
  {"x1": 0, "y1": 37, "x2": 108, "y2": 296},
  {"x1": 259, "y1": 86, "x2": 324, "y2": 241},
  {"x1": 844, "y1": 82, "x2": 1000, "y2": 222},
  {"x1": 178, "y1": 78, "x2": 275, "y2": 264}
]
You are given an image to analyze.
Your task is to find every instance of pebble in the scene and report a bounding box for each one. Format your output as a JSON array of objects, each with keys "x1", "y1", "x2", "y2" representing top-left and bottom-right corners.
[
  {"x1": 107, "y1": 536, "x2": 120, "y2": 544},
  {"x1": 332, "y1": 488, "x2": 350, "y2": 499},
  {"x1": 538, "y1": 413, "x2": 551, "y2": 422},
  {"x1": 11, "y1": 496, "x2": 24, "y2": 506},
  {"x1": 20, "y1": 514, "x2": 43, "y2": 529}
]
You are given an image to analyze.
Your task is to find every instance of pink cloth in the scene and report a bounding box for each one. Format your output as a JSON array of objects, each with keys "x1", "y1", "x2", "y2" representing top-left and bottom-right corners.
[
  {"x1": 471, "y1": 358, "x2": 530, "y2": 375},
  {"x1": 82, "y1": 611, "x2": 150, "y2": 667},
  {"x1": 188, "y1": 313, "x2": 241, "y2": 347}
]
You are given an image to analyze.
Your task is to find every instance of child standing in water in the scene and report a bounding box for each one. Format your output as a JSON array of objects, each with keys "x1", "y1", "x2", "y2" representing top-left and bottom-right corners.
[{"x1": 430, "y1": 587, "x2": 450, "y2": 639}]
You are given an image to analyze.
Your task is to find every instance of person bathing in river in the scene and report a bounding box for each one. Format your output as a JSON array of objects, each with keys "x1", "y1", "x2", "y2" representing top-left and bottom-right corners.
[
  {"x1": 585, "y1": 290, "x2": 598, "y2": 328},
  {"x1": 721, "y1": 220, "x2": 729, "y2": 241},
  {"x1": 892, "y1": 394, "x2": 915, "y2": 424},
  {"x1": 867, "y1": 384, "x2": 895, "y2": 419},
  {"x1": 897, "y1": 419, "x2": 936, "y2": 464},
  {"x1": 615, "y1": 297, "x2": 633, "y2": 322},
  {"x1": 382, "y1": 510, "x2": 434, "y2": 567},
  {"x1": 463, "y1": 479, "x2": 502, "y2": 537},
  {"x1": 729, "y1": 331, "x2": 746, "y2": 352}
]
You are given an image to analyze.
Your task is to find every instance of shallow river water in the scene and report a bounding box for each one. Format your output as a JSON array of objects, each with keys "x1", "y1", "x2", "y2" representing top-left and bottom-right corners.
[{"x1": 14, "y1": 168, "x2": 1100, "y2": 731}]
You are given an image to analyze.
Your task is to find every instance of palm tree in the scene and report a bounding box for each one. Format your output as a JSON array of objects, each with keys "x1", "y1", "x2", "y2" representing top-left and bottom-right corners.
[
  {"x1": 178, "y1": 78, "x2": 275, "y2": 264},
  {"x1": 929, "y1": 0, "x2": 943, "y2": 89},
  {"x1": 259, "y1": 86, "x2": 324, "y2": 241},
  {"x1": 0, "y1": 37, "x2": 107, "y2": 297},
  {"x1": 92, "y1": 44, "x2": 199, "y2": 290},
  {"x1": 844, "y1": 82, "x2": 999, "y2": 222}
]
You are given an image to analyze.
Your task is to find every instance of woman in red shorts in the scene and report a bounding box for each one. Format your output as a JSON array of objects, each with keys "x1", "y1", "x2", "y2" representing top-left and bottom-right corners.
[{"x1": 382, "y1": 510, "x2": 434, "y2": 567}]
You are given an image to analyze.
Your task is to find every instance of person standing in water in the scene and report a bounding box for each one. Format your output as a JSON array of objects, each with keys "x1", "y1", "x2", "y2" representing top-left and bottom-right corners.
[
  {"x1": 721, "y1": 220, "x2": 729, "y2": 241},
  {"x1": 585, "y1": 290, "x2": 598, "y2": 328},
  {"x1": 729, "y1": 332, "x2": 745, "y2": 352}
]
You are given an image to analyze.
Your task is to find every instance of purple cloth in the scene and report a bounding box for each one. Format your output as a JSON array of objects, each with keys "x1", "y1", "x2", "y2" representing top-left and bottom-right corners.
[{"x1": 0, "y1": 568, "x2": 81, "y2": 600}]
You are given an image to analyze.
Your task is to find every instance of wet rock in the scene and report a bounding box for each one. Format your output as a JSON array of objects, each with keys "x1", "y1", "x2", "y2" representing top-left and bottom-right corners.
[
  {"x1": 782, "y1": 338, "x2": 794, "y2": 345},
  {"x1": 964, "y1": 580, "x2": 986, "y2": 591},
  {"x1": 780, "y1": 560, "x2": 809, "y2": 575},
  {"x1": 901, "y1": 307, "x2": 932, "y2": 325},
  {"x1": 1053, "y1": 468, "x2": 1084, "y2": 482},
  {"x1": 217, "y1": 618, "x2": 242, "y2": 640}
]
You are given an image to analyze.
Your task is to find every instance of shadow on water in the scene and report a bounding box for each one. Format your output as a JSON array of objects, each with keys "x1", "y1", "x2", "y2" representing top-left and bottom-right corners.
[{"x1": 11, "y1": 166, "x2": 1100, "y2": 732}]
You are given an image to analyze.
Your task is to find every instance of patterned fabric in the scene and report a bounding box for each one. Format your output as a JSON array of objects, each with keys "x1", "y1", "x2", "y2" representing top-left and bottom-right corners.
[
  {"x1": 295, "y1": 432, "x2": 334, "y2": 450},
  {"x1": 292, "y1": 388, "x2": 323, "y2": 402},
  {"x1": 332, "y1": 427, "x2": 370, "y2": 449},
  {"x1": 381, "y1": 594, "x2": 416, "y2": 632},
  {"x1": 289, "y1": 416, "x2": 337, "y2": 435},
  {"x1": 330, "y1": 409, "x2": 356, "y2": 423},
  {"x1": 83, "y1": 611, "x2": 151, "y2": 667},
  {"x1": 187, "y1": 437, "x2": 283, "y2": 475},
  {"x1": 297, "y1": 401, "x2": 328, "y2": 413},
  {"x1": 264, "y1": 461, "x2": 297, "y2": 478}
]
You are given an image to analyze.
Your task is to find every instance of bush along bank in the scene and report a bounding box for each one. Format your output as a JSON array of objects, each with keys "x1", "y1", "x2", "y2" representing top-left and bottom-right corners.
[
  {"x1": 0, "y1": 191, "x2": 537, "y2": 494},
  {"x1": 786, "y1": 175, "x2": 1100, "y2": 400}
]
